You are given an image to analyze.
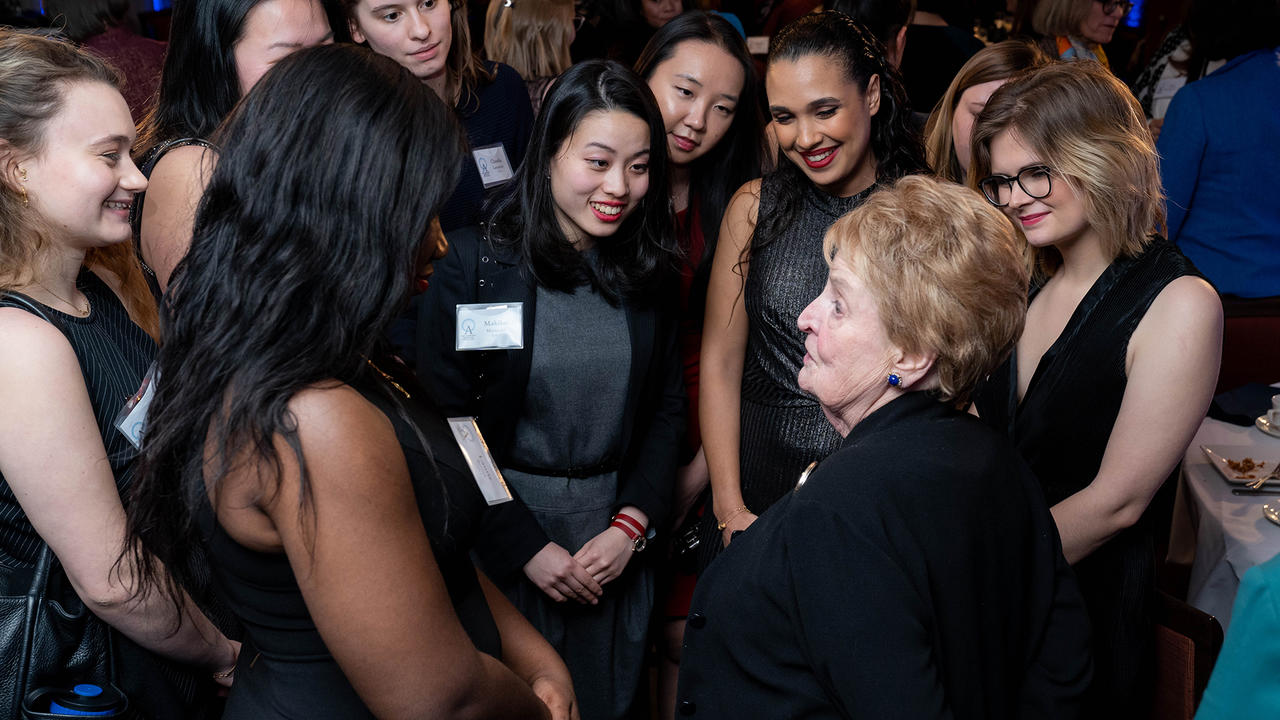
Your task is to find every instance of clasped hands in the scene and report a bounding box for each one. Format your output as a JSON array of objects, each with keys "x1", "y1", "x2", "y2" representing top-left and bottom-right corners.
[{"x1": 523, "y1": 516, "x2": 642, "y2": 604}]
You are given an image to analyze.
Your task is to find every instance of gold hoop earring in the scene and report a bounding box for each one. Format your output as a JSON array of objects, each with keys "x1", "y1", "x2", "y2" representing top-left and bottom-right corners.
[{"x1": 18, "y1": 167, "x2": 27, "y2": 208}]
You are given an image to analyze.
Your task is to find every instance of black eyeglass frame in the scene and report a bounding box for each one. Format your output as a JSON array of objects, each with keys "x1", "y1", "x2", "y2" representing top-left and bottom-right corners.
[
  {"x1": 1094, "y1": 0, "x2": 1134, "y2": 15},
  {"x1": 978, "y1": 165, "x2": 1054, "y2": 208}
]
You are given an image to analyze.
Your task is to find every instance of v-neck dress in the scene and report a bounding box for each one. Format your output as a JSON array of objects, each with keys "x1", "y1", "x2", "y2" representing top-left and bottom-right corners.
[{"x1": 972, "y1": 236, "x2": 1202, "y2": 712}]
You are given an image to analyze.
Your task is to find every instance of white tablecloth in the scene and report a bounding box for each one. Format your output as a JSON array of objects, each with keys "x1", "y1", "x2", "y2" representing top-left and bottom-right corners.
[{"x1": 1182, "y1": 417, "x2": 1280, "y2": 630}]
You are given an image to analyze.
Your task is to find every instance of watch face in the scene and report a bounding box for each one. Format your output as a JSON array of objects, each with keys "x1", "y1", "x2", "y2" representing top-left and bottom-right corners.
[{"x1": 633, "y1": 536, "x2": 647, "y2": 553}]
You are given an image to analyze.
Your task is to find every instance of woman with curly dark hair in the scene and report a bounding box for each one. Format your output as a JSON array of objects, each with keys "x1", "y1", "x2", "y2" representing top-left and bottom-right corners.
[
  {"x1": 125, "y1": 44, "x2": 577, "y2": 719},
  {"x1": 697, "y1": 10, "x2": 926, "y2": 567}
]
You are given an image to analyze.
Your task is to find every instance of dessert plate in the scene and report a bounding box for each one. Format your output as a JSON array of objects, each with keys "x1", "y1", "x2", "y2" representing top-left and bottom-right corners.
[
  {"x1": 1201, "y1": 445, "x2": 1280, "y2": 485},
  {"x1": 1257, "y1": 415, "x2": 1280, "y2": 438}
]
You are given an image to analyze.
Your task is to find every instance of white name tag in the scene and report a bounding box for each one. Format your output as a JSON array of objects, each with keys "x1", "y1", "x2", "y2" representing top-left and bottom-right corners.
[
  {"x1": 456, "y1": 302, "x2": 523, "y2": 351},
  {"x1": 447, "y1": 417, "x2": 513, "y2": 505},
  {"x1": 114, "y1": 363, "x2": 158, "y2": 450},
  {"x1": 746, "y1": 36, "x2": 770, "y2": 55},
  {"x1": 473, "y1": 143, "x2": 515, "y2": 189}
]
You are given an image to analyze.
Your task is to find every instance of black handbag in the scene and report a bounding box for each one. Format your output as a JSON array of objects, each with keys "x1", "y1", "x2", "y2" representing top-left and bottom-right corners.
[{"x1": 0, "y1": 293, "x2": 134, "y2": 718}]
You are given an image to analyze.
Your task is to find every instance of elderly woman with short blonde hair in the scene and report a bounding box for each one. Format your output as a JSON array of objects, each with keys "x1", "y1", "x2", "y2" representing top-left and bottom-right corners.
[{"x1": 676, "y1": 175, "x2": 1092, "y2": 718}]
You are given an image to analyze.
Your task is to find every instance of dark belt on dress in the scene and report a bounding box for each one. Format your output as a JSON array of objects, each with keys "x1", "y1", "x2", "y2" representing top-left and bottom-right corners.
[{"x1": 502, "y1": 458, "x2": 619, "y2": 479}]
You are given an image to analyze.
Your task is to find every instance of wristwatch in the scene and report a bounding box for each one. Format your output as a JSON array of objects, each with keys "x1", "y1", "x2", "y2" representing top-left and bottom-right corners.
[{"x1": 611, "y1": 513, "x2": 655, "y2": 553}]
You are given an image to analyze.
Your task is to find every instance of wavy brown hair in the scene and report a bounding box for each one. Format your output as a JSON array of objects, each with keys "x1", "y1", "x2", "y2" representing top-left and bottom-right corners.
[
  {"x1": 969, "y1": 61, "x2": 1165, "y2": 283},
  {"x1": 0, "y1": 30, "x2": 158, "y2": 337}
]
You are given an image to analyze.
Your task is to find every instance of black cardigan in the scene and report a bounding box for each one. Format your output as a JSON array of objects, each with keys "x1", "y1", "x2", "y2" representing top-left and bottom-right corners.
[
  {"x1": 676, "y1": 392, "x2": 1092, "y2": 719},
  {"x1": 416, "y1": 225, "x2": 684, "y2": 579}
]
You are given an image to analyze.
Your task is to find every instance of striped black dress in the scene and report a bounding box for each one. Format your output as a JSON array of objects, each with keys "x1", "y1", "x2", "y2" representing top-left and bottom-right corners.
[{"x1": 0, "y1": 269, "x2": 155, "y2": 567}]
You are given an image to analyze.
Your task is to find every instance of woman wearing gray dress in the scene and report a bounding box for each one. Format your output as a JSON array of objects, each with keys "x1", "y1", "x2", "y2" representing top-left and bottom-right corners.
[{"x1": 420, "y1": 60, "x2": 683, "y2": 720}]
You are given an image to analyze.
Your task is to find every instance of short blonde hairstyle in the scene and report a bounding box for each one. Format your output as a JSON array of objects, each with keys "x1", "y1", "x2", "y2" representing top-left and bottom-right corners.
[
  {"x1": 484, "y1": 0, "x2": 574, "y2": 80},
  {"x1": 823, "y1": 175, "x2": 1029, "y2": 404},
  {"x1": 1032, "y1": 0, "x2": 1090, "y2": 38},
  {"x1": 969, "y1": 61, "x2": 1164, "y2": 282},
  {"x1": 923, "y1": 40, "x2": 1049, "y2": 183}
]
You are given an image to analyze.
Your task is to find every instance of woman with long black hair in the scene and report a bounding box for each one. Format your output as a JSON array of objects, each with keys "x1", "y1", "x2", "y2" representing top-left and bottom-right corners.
[
  {"x1": 419, "y1": 59, "x2": 683, "y2": 720},
  {"x1": 132, "y1": 0, "x2": 332, "y2": 294},
  {"x1": 697, "y1": 11, "x2": 926, "y2": 565},
  {"x1": 125, "y1": 44, "x2": 577, "y2": 719}
]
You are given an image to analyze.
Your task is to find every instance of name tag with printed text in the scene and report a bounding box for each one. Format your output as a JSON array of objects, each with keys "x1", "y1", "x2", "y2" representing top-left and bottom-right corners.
[
  {"x1": 447, "y1": 417, "x2": 513, "y2": 505},
  {"x1": 456, "y1": 302, "x2": 523, "y2": 351}
]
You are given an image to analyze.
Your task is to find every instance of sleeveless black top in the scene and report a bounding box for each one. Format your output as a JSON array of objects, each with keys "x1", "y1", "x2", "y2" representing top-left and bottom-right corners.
[
  {"x1": 0, "y1": 270, "x2": 156, "y2": 567},
  {"x1": 696, "y1": 171, "x2": 876, "y2": 571},
  {"x1": 972, "y1": 237, "x2": 1204, "y2": 711},
  {"x1": 201, "y1": 357, "x2": 501, "y2": 719}
]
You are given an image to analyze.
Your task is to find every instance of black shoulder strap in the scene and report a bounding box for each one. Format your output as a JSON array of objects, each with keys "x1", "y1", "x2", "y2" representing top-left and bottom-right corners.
[{"x1": 0, "y1": 292, "x2": 58, "y2": 327}]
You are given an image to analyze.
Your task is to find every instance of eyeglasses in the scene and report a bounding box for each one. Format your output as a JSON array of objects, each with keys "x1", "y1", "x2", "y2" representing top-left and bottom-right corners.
[
  {"x1": 978, "y1": 165, "x2": 1054, "y2": 207},
  {"x1": 1095, "y1": 0, "x2": 1134, "y2": 15}
]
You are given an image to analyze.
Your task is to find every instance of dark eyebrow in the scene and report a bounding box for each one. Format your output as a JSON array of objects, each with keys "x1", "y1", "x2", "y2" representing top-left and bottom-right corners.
[
  {"x1": 674, "y1": 73, "x2": 703, "y2": 87},
  {"x1": 626, "y1": 148, "x2": 651, "y2": 162},
  {"x1": 806, "y1": 97, "x2": 841, "y2": 111},
  {"x1": 269, "y1": 30, "x2": 334, "y2": 50},
  {"x1": 585, "y1": 142, "x2": 616, "y2": 153},
  {"x1": 717, "y1": 92, "x2": 740, "y2": 103},
  {"x1": 369, "y1": 3, "x2": 400, "y2": 13}
]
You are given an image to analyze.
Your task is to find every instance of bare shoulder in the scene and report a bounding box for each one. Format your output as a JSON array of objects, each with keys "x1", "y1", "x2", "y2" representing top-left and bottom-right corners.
[
  {"x1": 148, "y1": 144, "x2": 217, "y2": 187},
  {"x1": 0, "y1": 308, "x2": 78, "y2": 372},
  {"x1": 285, "y1": 383, "x2": 402, "y2": 483},
  {"x1": 1140, "y1": 275, "x2": 1223, "y2": 338},
  {"x1": 720, "y1": 178, "x2": 764, "y2": 252}
]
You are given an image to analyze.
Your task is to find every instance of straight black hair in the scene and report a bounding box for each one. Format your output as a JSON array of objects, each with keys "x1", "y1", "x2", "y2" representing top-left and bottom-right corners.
[
  {"x1": 487, "y1": 59, "x2": 678, "y2": 305},
  {"x1": 757, "y1": 11, "x2": 926, "y2": 249},
  {"x1": 135, "y1": 0, "x2": 307, "y2": 154},
  {"x1": 125, "y1": 43, "x2": 466, "y2": 611},
  {"x1": 635, "y1": 10, "x2": 765, "y2": 330}
]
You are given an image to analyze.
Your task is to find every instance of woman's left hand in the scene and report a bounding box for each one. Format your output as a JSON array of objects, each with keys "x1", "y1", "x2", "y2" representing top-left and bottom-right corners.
[
  {"x1": 530, "y1": 674, "x2": 580, "y2": 720},
  {"x1": 572, "y1": 527, "x2": 634, "y2": 587}
]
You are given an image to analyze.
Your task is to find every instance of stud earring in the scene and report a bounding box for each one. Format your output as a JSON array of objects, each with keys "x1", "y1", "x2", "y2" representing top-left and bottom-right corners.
[
  {"x1": 18, "y1": 167, "x2": 27, "y2": 208},
  {"x1": 887, "y1": 373, "x2": 902, "y2": 387}
]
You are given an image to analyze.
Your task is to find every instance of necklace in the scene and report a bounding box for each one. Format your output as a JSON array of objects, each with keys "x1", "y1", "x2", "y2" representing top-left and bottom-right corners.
[
  {"x1": 364, "y1": 357, "x2": 410, "y2": 399},
  {"x1": 34, "y1": 281, "x2": 89, "y2": 316}
]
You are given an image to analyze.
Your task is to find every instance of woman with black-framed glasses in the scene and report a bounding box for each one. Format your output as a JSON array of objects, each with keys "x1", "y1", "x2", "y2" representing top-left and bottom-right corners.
[
  {"x1": 1031, "y1": 0, "x2": 1131, "y2": 69},
  {"x1": 969, "y1": 61, "x2": 1222, "y2": 715}
]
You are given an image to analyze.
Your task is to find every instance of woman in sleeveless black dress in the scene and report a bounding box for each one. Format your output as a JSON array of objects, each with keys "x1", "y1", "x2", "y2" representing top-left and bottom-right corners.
[
  {"x1": 969, "y1": 62, "x2": 1223, "y2": 715},
  {"x1": 124, "y1": 46, "x2": 577, "y2": 719},
  {"x1": 0, "y1": 31, "x2": 238, "y2": 717},
  {"x1": 697, "y1": 12, "x2": 926, "y2": 567},
  {"x1": 132, "y1": 0, "x2": 331, "y2": 294}
]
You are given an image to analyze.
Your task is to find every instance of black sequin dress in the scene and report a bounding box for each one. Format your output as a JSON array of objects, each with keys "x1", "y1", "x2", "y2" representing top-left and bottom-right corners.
[{"x1": 696, "y1": 171, "x2": 876, "y2": 571}]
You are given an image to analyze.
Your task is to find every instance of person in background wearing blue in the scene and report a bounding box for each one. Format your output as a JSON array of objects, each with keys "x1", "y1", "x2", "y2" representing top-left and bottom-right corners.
[
  {"x1": 419, "y1": 60, "x2": 684, "y2": 720},
  {"x1": 1195, "y1": 551, "x2": 1280, "y2": 718},
  {"x1": 1157, "y1": 0, "x2": 1280, "y2": 300}
]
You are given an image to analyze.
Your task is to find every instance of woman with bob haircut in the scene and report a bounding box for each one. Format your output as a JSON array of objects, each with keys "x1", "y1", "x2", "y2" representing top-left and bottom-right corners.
[
  {"x1": 633, "y1": 12, "x2": 766, "y2": 715},
  {"x1": 923, "y1": 39, "x2": 1049, "y2": 183},
  {"x1": 970, "y1": 60, "x2": 1222, "y2": 714},
  {"x1": 125, "y1": 44, "x2": 578, "y2": 720},
  {"x1": 484, "y1": 0, "x2": 575, "y2": 116},
  {"x1": 697, "y1": 11, "x2": 926, "y2": 568},
  {"x1": 0, "y1": 29, "x2": 238, "y2": 717},
  {"x1": 132, "y1": 0, "x2": 333, "y2": 294},
  {"x1": 419, "y1": 59, "x2": 683, "y2": 720},
  {"x1": 678, "y1": 175, "x2": 1092, "y2": 717},
  {"x1": 337, "y1": 0, "x2": 534, "y2": 232},
  {"x1": 1031, "y1": 0, "x2": 1129, "y2": 68}
]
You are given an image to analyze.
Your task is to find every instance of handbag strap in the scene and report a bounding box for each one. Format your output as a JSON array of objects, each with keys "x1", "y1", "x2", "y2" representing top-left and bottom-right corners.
[{"x1": 2, "y1": 292, "x2": 119, "y2": 699}]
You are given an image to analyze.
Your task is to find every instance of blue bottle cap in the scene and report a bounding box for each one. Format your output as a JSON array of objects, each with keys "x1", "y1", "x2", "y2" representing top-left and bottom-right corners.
[{"x1": 47, "y1": 682, "x2": 124, "y2": 716}]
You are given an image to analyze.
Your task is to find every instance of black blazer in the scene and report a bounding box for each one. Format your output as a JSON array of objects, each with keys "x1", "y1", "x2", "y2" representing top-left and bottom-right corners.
[
  {"x1": 676, "y1": 392, "x2": 1092, "y2": 719},
  {"x1": 416, "y1": 225, "x2": 685, "y2": 579}
]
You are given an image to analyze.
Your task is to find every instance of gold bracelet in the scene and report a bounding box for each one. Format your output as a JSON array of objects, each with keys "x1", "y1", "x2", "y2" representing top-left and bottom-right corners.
[
  {"x1": 212, "y1": 665, "x2": 235, "y2": 680},
  {"x1": 716, "y1": 505, "x2": 749, "y2": 531}
]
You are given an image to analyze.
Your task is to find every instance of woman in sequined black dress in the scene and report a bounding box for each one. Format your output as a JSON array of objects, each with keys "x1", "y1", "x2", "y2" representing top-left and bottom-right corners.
[{"x1": 696, "y1": 12, "x2": 926, "y2": 566}]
